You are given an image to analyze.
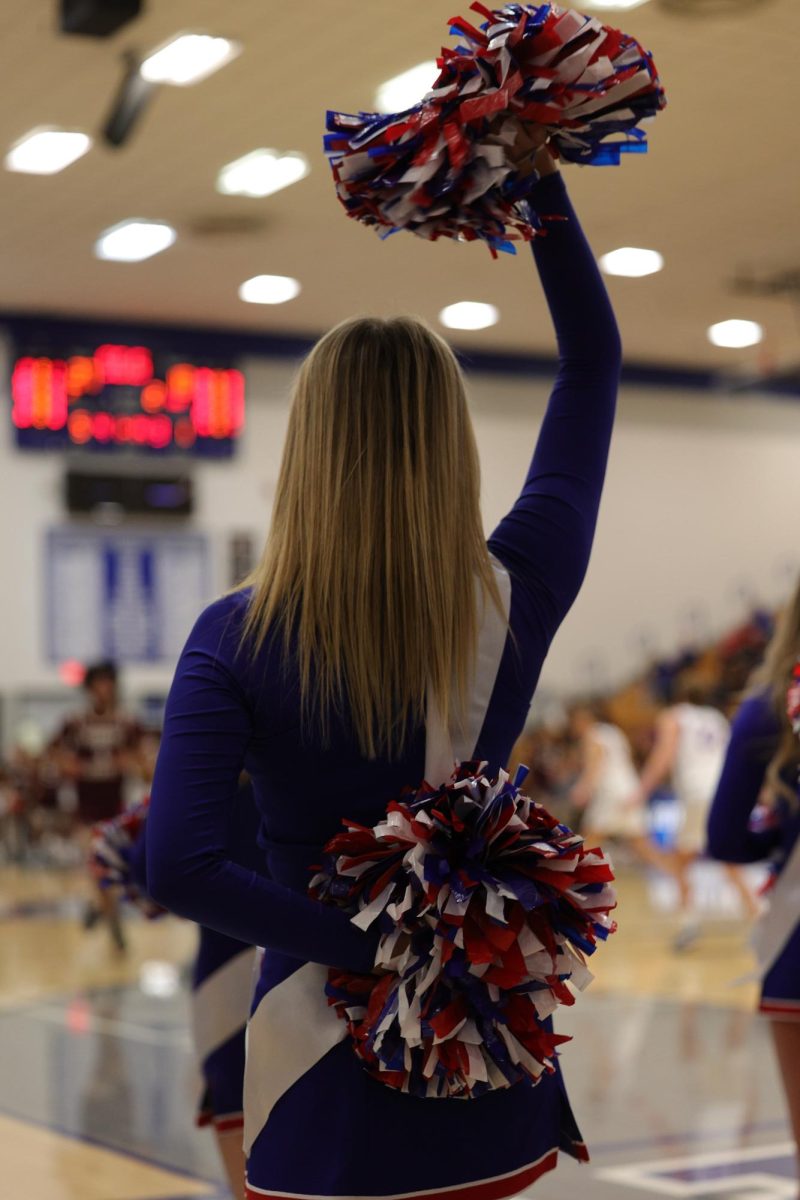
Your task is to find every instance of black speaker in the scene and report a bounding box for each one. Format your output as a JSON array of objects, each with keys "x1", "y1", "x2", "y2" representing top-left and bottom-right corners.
[
  {"x1": 60, "y1": 0, "x2": 143, "y2": 37},
  {"x1": 66, "y1": 470, "x2": 193, "y2": 517}
]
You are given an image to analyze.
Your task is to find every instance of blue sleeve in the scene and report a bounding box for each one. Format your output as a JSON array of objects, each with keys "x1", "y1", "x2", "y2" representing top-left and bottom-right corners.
[
  {"x1": 146, "y1": 599, "x2": 379, "y2": 972},
  {"x1": 488, "y1": 173, "x2": 621, "y2": 647},
  {"x1": 706, "y1": 692, "x2": 782, "y2": 863}
]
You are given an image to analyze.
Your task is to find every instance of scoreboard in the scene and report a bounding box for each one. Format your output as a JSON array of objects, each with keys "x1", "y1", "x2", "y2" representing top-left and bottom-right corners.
[{"x1": 10, "y1": 329, "x2": 245, "y2": 456}]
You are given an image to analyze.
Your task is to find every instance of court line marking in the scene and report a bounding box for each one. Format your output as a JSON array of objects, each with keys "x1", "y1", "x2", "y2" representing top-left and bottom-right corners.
[{"x1": 595, "y1": 1141, "x2": 796, "y2": 1196}]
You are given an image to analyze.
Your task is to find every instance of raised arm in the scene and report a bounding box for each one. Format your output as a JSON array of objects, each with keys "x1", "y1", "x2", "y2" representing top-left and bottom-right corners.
[
  {"x1": 146, "y1": 599, "x2": 379, "y2": 972},
  {"x1": 488, "y1": 162, "x2": 621, "y2": 645},
  {"x1": 706, "y1": 692, "x2": 783, "y2": 863}
]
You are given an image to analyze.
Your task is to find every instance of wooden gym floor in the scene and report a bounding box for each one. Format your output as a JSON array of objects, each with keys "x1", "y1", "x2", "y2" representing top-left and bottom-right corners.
[{"x1": 0, "y1": 861, "x2": 794, "y2": 1200}]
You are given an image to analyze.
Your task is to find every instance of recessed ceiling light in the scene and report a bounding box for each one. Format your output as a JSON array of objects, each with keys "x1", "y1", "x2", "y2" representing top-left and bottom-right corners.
[
  {"x1": 239, "y1": 275, "x2": 301, "y2": 305},
  {"x1": 585, "y1": 0, "x2": 651, "y2": 10},
  {"x1": 439, "y1": 302, "x2": 499, "y2": 331},
  {"x1": 95, "y1": 219, "x2": 176, "y2": 262},
  {"x1": 5, "y1": 128, "x2": 91, "y2": 175},
  {"x1": 707, "y1": 319, "x2": 763, "y2": 349},
  {"x1": 217, "y1": 149, "x2": 309, "y2": 198},
  {"x1": 375, "y1": 61, "x2": 439, "y2": 113},
  {"x1": 140, "y1": 34, "x2": 241, "y2": 87},
  {"x1": 599, "y1": 247, "x2": 663, "y2": 278}
]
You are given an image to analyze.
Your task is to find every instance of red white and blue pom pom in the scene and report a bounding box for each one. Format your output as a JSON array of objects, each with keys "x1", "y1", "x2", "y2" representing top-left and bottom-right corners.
[
  {"x1": 325, "y1": 2, "x2": 666, "y2": 255},
  {"x1": 89, "y1": 800, "x2": 164, "y2": 919},
  {"x1": 310, "y1": 761, "x2": 616, "y2": 1098},
  {"x1": 787, "y1": 660, "x2": 800, "y2": 737}
]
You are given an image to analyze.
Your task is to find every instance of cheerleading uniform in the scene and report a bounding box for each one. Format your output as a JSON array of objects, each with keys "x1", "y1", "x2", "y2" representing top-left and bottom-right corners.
[
  {"x1": 147, "y1": 171, "x2": 620, "y2": 1200},
  {"x1": 192, "y1": 784, "x2": 263, "y2": 1131},
  {"x1": 707, "y1": 692, "x2": 800, "y2": 1020},
  {"x1": 125, "y1": 786, "x2": 262, "y2": 1128}
]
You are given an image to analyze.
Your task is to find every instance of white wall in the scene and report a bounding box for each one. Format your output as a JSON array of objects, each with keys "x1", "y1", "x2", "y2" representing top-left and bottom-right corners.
[
  {"x1": 469, "y1": 374, "x2": 800, "y2": 698},
  {"x1": 1, "y1": 335, "x2": 799, "y2": 709}
]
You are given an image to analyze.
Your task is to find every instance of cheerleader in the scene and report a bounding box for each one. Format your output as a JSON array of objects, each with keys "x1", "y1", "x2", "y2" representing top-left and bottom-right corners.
[
  {"x1": 707, "y1": 582, "x2": 800, "y2": 1182},
  {"x1": 145, "y1": 128, "x2": 623, "y2": 1197},
  {"x1": 93, "y1": 783, "x2": 260, "y2": 1200}
]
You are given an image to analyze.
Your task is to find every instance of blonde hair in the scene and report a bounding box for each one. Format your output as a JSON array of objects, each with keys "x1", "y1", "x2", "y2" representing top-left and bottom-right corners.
[
  {"x1": 750, "y1": 577, "x2": 800, "y2": 804},
  {"x1": 240, "y1": 315, "x2": 503, "y2": 760}
]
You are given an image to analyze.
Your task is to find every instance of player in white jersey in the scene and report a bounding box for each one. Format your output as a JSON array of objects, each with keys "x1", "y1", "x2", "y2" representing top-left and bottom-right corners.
[
  {"x1": 569, "y1": 706, "x2": 669, "y2": 873},
  {"x1": 631, "y1": 688, "x2": 757, "y2": 948},
  {"x1": 670, "y1": 701, "x2": 730, "y2": 852}
]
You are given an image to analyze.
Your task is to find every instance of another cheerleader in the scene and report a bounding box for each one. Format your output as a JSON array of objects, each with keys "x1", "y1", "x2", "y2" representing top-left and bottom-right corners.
[
  {"x1": 92, "y1": 783, "x2": 261, "y2": 1200},
  {"x1": 146, "y1": 134, "x2": 622, "y2": 1198},
  {"x1": 707, "y1": 581, "x2": 800, "y2": 1181}
]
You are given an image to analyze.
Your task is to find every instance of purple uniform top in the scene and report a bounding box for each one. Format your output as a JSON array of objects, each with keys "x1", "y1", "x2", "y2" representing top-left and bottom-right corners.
[
  {"x1": 147, "y1": 172, "x2": 621, "y2": 1198},
  {"x1": 707, "y1": 690, "x2": 800, "y2": 1017},
  {"x1": 707, "y1": 691, "x2": 799, "y2": 867}
]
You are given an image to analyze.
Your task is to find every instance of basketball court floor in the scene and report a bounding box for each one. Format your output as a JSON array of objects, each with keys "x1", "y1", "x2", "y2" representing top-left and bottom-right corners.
[{"x1": 0, "y1": 863, "x2": 793, "y2": 1200}]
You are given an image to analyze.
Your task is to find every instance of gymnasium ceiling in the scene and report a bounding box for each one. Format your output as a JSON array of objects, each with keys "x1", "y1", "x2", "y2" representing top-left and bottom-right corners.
[{"x1": 0, "y1": 0, "x2": 797, "y2": 374}]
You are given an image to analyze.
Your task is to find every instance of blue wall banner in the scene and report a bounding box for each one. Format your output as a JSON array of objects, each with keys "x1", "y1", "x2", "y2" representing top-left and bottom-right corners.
[{"x1": 46, "y1": 529, "x2": 210, "y2": 664}]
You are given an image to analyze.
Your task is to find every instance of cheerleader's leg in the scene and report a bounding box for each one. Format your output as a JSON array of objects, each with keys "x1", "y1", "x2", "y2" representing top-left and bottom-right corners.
[
  {"x1": 761, "y1": 925, "x2": 800, "y2": 1192},
  {"x1": 769, "y1": 1020, "x2": 800, "y2": 1193},
  {"x1": 215, "y1": 1124, "x2": 247, "y2": 1200},
  {"x1": 193, "y1": 927, "x2": 260, "y2": 1200}
]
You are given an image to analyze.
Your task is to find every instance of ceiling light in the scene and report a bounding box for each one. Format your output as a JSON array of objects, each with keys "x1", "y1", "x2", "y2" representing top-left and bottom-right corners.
[
  {"x1": 140, "y1": 34, "x2": 241, "y2": 87},
  {"x1": 439, "y1": 302, "x2": 499, "y2": 331},
  {"x1": 5, "y1": 128, "x2": 91, "y2": 175},
  {"x1": 707, "y1": 319, "x2": 763, "y2": 349},
  {"x1": 599, "y1": 247, "x2": 663, "y2": 277},
  {"x1": 375, "y1": 61, "x2": 438, "y2": 113},
  {"x1": 585, "y1": 0, "x2": 651, "y2": 10},
  {"x1": 217, "y1": 149, "x2": 309, "y2": 198},
  {"x1": 95, "y1": 219, "x2": 176, "y2": 262},
  {"x1": 239, "y1": 275, "x2": 301, "y2": 305}
]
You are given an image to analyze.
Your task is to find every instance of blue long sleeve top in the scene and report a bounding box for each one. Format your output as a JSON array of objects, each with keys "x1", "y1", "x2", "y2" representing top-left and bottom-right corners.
[
  {"x1": 146, "y1": 172, "x2": 621, "y2": 972},
  {"x1": 707, "y1": 690, "x2": 799, "y2": 865}
]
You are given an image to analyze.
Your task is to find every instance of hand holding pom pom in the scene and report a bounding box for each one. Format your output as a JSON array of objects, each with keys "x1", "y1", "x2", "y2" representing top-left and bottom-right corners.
[
  {"x1": 310, "y1": 762, "x2": 616, "y2": 1098},
  {"x1": 89, "y1": 800, "x2": 165, "y2": 919},
  {"x1": 325, "y1": 3, "x2": 666, "y2": 255}
]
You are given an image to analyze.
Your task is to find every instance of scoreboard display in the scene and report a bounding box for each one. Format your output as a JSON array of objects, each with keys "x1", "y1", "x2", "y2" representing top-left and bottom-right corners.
[{"x1": 10, "y1": 329, "x2": 245, "y2": 456}]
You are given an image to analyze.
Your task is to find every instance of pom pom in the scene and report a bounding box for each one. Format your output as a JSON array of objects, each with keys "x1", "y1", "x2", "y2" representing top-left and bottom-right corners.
[
  {"x1": 89, "y1": 800, "x2": 164, "y2": 919},
  {"x1": 787, "y1": 659, "x2": 800, "y2": 737},
  {"x1": 310, "y1": 761, "x2": 616, "y2": 1097},
  {"x1": 325, "y1": 2, "x2": 666, "y2": 255}
]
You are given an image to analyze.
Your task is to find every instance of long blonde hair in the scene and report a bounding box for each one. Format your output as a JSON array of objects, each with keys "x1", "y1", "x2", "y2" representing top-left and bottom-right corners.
[
  {"x1": 240, "y1": 315, "x2": 503, "y2": 760},
  {"x1": 751, "y1": 577, "x2": 800, "y2": 803}
]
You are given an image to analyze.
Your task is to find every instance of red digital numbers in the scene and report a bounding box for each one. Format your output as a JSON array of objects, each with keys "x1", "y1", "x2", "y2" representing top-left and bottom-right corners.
[{"x1": 11, "y1": 343, "x2": 245, "y2": 449}]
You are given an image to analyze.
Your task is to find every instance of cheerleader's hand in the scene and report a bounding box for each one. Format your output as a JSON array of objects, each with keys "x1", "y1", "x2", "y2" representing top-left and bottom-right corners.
[{"x1": 506, "y1": 120, "x2": 559, "y2": 178}]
